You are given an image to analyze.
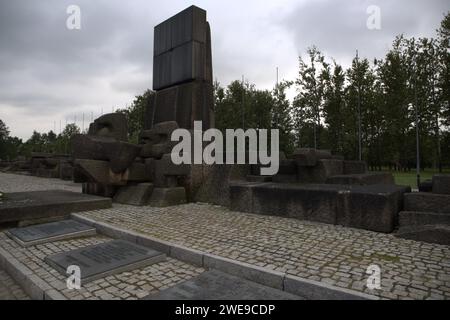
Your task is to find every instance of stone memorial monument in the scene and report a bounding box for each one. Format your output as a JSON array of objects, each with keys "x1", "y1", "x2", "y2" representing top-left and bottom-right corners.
[{"x1": 145, "y1": 5, "x2": 214, "y2": 131}]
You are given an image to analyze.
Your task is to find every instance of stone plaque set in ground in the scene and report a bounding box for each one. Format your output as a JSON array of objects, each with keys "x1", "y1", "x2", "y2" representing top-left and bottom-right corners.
[
  {"x1": 45, "y1": 240, "x2": 166, "y2": 284},
  {"x1": 6, "y1": 220, "x2": 96, "y2": 247},
  {"x1": 146, "y1": 270, "x2": 302, "y2": 300},
  {"x1": 7, "y1": 219, "x2": 166, "y2": 284}
]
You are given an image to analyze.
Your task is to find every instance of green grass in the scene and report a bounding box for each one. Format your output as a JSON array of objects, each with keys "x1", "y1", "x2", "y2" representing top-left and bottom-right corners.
[{"x1": 377, "y1": 169, "x2": 450, "y2": 189}]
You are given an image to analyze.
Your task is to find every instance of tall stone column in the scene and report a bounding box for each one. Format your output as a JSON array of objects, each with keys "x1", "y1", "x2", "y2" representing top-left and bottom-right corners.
[{"x1": 145, "y1": 5, "x2": 214, "y2": 131}]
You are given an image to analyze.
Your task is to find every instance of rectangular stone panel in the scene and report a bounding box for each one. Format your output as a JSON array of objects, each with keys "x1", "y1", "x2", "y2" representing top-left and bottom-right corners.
[
  {"x1": 146, "y1": 270, "x2": 302, "y2": 300},
  {"x1": 45, "y1": 240, "x2": 166, "y2": 284},
  {"x1": 7, "y1": 220, "x2": 96, "y2": 247},
  {"x1": 153, "y1": 51, "x2": 172, "y2": 91},
  {"x1": 404, "y1": 192, "x2": 450, "y2": 213},
  {"x1": 336, "y1": 184, "x2": 410, "y2": 233},
  {"x1": 154, "y1": 5, "x2": 207, "y2": 57},
  {"x1": 0, "y1": 190, "x2": 112, "y2": 224},
  {"x1": 250, "y1": 183, "x2": 340, "y2": 225},
  {"x1": 230, "y1": 183, "x2": 410, "y2": 233},
  {"x1": 152, "y1": 6, "x2": 208, "y2": 90},
  {"x1": 171, "y1": 41, "x2": 205, "y2": 85},
  {"x1": 151, "y1": 81, "x2": 213, "y2": 130},
  {"x1": 154, "y1": 19, "x2": 172, "y2": 56}
]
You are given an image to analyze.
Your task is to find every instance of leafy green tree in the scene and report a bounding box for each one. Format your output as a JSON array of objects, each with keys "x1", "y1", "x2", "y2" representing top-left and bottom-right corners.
[
  {"x1": 117, "y1": 89, "x2": 155, "y2": 143},
  {"x1": 294, "y1": 46, "x2": 327, "y2": 148},
  {"x1": 272, "y1": 80, "x2": 294, "y2": 154}
]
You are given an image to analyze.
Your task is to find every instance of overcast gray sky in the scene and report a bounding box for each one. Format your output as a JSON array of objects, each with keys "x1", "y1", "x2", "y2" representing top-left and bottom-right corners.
[{"x1": 0, "y1": 0, "x2": 448, "y2": 139}]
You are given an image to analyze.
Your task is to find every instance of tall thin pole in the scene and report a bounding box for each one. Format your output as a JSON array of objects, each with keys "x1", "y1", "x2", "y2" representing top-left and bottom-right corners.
[
  {"x1": 356, "y1": 50, "x2": 362, "y2": 161},
  {"x1": 276, "y1": 67, "x2": 279, "y2": 86},
  {"x1": 414, "y1": 70, "x2": 421, "y2": 189},
  {"x1": 241, "y1": 75, "x2": 245, "y2": 130},
  {"x1": 82, "y1": 113, "x2": 85, "y2": 133}
]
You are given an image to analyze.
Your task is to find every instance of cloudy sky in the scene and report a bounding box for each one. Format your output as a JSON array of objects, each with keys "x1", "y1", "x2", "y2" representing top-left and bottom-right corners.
[{"x1": 0, "y1": 0, "x2": 448, "y2": 139}]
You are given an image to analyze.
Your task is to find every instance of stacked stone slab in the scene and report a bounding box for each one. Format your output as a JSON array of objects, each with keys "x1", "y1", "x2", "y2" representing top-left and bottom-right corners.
[
  {"x1": 71, "y1": 113, "x2": 141, "y2": 197},
  {"x1": 211, "y1": 148, "x2": 411, "y2": 233},
  {"x1": 132, "y1": 121, "x2": 189, "y2": 207},
  {"x1": 229, "y1": 182, "x2": 409, "y2": 233},
  {"x1": 0, "y1": 156, "x2": 31, "y2": 174},
  {"x1": 71, "y1": 115, "x2": 189, "y2": 207},
  {"x1": 145, "y1": 5, "x2": 214, "y2": 131},
  {"x1": 245, "y1": 148, "x2": 394, "y2": 186},
  {"x1": 30, "y1": 153, "x2": 74, "y2": 180},
  {"x1": 396, "y1": 174, "x2": 450, "y2": 245}
]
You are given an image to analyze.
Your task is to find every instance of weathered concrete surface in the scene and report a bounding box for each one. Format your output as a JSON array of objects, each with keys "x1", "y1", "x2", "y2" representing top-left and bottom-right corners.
[
  {"x1": 293, "y1": 148, "x2": 332, "y2": 167},
  {"x1": 326, "y1": 172, "x2": 395, "y2": 186},
  {"x1": 72, "y1": 135, "x2": 141, "y2": 174},
  {"x1": 153, "y1": 6, "x2": 208, "y2": 90},
  {"x1": 193, "y1": 164, "x2": 250, "y2": 206},
  {"x1": 230, "y1": 183, "x2": 410, "y2": 232},
  {"x1": 82, "y1": 183, "x2": 117, "y2": 198},
  {"x1": 139, "y1": 121, "x2": 179, "y2": 159},
  {"x1": 149, "y1": 5, "x2": 214, "y2": 130},
  {"x1": 149, "y1": 81, "x2": 214, "y2": 130},
  {"x1": 297, "y1": 159, "x2": 343, "y2": 183},
  {"x1": 88, "y1": 113, "x2": 128, "y2": 141},
  {"x1": 146, "y1": 270, "x2": 303, "y2": 300},
  {"x1": 0, "y1": 190, "x2": 111, "y2": 224},
  {"x1": 148, "y1": 187, "x2": 186, "y2": 207},
  {"x1": 343, "y1": 161, "x2": 367, "y2": 174},
  {"x1": 404, "y1": 193, "x2": 450, "y2": 213}
]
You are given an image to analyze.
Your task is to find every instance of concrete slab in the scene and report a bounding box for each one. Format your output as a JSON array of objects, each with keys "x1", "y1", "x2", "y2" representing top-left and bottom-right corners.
[
  {"x1": 0, "y1": 190, "x2": 112, "y2": 224},
  {"x1": 6, "y1": 220, "x2": 96, "y2": 247}
]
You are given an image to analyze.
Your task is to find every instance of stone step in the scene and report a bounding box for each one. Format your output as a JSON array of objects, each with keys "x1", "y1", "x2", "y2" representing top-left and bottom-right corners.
[
  {"x1": 395, "y1": 225, "x2": 450, "y2": 246},
  {"x1": 404, "y1": 192, "x2": 450, "y2": 213},
  {"x1": 399, "y1": 211, "x2": 450, "y2": 227},
  {"x1": 326, "y1": 172, "x2": 394, "y2": 185},
  {"x1": 432, "y1": 174, "x2": 450, "y2": 195},
  {"x1": 418, "y1": 179, "x2": 432, "y2": 192},
  {"x1": 229, "y1": 182, "x2": 409, "y2": 233}
]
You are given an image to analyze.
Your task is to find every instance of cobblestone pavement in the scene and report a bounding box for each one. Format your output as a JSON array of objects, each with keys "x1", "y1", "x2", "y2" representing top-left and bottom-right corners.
[
  {"x1": 0, "y1": 267, "x2": 30, "y2": 300},
  {"x1": 1, "y1": 173, "x2": 449, "y2": 300},
  {"x1": 0, "y1": 233, "x2": 204, "y2": 300},
  {"x1": 76, "y1": 204, "x2": 450, "y2": 300}
]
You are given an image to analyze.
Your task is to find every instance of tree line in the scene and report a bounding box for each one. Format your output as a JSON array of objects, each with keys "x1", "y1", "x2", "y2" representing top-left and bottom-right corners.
[
  {"x1": 215, "y1": 12, "x2": 450, "y2": 171},
  {"x1": 1, "y1": 12, "x2": 448, "y2": 171}
]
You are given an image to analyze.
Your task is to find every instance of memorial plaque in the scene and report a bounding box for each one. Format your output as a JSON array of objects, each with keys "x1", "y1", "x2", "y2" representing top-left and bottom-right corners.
[
  {"x1": 146, "y1": 270, "x2": 303, "y2": 300},
  {"x1": 7, "y1": 219, "x2": 96, "y2": 247},
  {"x1": 45, "y1": 240, "x2": 166, "y2": 283}
]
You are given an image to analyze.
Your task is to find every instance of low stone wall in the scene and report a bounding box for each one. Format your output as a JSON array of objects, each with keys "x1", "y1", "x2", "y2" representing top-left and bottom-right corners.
[{"x1": 230, "y1": 182, "x2": 410, "y2": 233}]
